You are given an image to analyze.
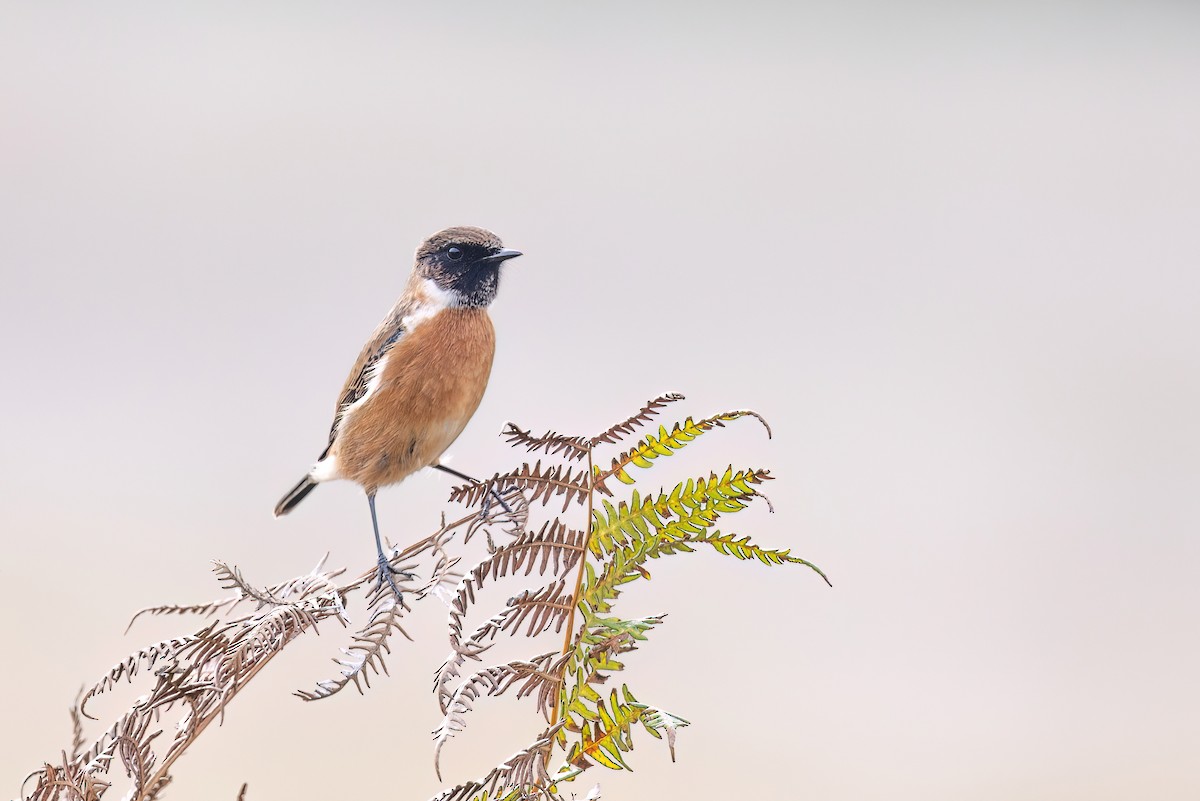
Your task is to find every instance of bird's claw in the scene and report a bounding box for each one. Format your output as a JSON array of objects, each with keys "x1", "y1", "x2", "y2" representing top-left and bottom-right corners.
[
  {"x1": 479, "y1": 485, "x2": 513, "y2": 520},
  {"x1": 373, "y1": 553, "x2": 414, "y2": 601}
]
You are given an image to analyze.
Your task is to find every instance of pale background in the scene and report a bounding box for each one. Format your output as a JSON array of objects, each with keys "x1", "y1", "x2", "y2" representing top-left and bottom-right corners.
[{"x1": 1, "y1": 2, "x2": 1197, "y2": 799}]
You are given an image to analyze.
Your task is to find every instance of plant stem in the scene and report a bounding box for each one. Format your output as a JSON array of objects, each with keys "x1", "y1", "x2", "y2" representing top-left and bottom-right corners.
[
  {"x1": 137, "y1": 509, "x2": 485, "y2": 798},
  {"x1": 549, "y1": 444, "x2": 594, "y2": 731},
  {"x1": 136, "y1": 631, "x2": 287, "y2": 800}
]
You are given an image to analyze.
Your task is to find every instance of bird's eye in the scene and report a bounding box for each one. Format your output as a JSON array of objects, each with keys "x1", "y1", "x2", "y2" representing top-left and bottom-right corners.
[{"x1": 447, "y1": 247, "x2": 463, "y2": 261}]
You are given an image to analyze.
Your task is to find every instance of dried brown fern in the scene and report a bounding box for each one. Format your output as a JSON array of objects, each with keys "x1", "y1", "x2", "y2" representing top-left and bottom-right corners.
[
  {"x1": 21, "y1": 508, "x2": 500, "y2": 801},
  {"x1": 20, "y1": 393, "x2": 827, "y2": 801},
  {"x1": 449, "y1": 460, "x2": 598, "y2": 511},
  {"x1": 428, "y1": 393, "x2": 828, "y2": 800},
  {"x1": 430, "y1": 726, "x2": 562, "y2": 801},
  {"x1": 502, "y1": 423, "x2": 590, "y2": 462},
  {"x1": 435, "y1": 579, "x2": 573, "y2": 715},
  {"x1": 591, "y1": 392, "x2": 686, "y2": 445}
]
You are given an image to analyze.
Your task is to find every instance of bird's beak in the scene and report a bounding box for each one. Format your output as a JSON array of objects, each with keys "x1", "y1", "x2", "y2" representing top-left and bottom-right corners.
[{"x1": 481, "y1": 248, "x2": 523, "y2": 264}]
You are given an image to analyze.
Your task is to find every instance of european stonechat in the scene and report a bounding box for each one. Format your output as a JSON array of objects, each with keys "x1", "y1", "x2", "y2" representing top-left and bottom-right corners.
[{"x1": 274, "y1": 226, "x2": 522, "y2": 597}]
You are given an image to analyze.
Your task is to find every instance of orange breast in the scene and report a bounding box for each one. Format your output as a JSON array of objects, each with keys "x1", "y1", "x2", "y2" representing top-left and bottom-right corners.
[{"x1": 332, "y1": 308, "x2": 496, "y2": 491}]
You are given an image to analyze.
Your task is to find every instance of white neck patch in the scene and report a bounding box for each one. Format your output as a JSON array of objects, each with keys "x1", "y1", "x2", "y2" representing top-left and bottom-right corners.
[{"x1": 403, "y1": 277, "x2": 460, "y2": 328}]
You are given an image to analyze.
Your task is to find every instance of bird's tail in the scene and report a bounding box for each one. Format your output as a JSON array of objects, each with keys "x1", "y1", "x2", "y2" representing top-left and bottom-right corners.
[{"x1": 274, "y1": 475, "x2": 318, "y2": 517}]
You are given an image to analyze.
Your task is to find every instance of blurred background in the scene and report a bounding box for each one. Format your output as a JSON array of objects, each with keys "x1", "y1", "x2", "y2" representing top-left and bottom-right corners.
[{"x1": 1, "y1": 1, "x2": 1197, "y2": 799}]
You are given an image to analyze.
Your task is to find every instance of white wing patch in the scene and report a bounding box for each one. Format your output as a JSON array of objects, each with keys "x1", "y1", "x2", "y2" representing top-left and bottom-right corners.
[
  {"x1": 340, "y1": 350, "x2": 391, "y2": 422},
  {"x1": 311, "y1": 280, "x2": 456, "y2": 484}
]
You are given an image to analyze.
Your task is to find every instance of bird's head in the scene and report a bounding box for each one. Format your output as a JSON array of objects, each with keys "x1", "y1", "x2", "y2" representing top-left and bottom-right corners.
[{"x1": 413, "y1": 226, "x2": 522, "y2": 308}]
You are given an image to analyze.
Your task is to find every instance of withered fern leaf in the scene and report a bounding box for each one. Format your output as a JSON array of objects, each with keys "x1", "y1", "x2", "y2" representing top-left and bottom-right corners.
[
  {"x1": 479, "y1": 520, "x2": 588, "y2": 581},
  {"x1": 450, "y1": 460, "x2": 599, "y2": 511},
  {"x1": 429, "y1": 727, "x2": 561, "y2": 801},
  {"x1": 24, "y1": 393, "x2": 826, "y2": 801},
  {"x1": 295, "y1": 595, "x2": 409, "y2": 700},
  {"x1": 80, "y1": 624, "x2": 223, "y2": 720},
  {"x1": 591, "y1": 392, "x2": 686, "y2": 446},
  {"x1": 433, "y1": 656, "x2": 558, "y2": 779},
  {"x1": 501, "y1": 423, "x2": 590, "y2": 461},
  {"x1": 436, "y1": 581, "x2": 572, "y2": 715}
]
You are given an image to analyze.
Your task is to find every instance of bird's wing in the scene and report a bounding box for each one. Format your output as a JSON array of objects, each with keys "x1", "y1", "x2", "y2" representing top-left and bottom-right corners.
[{"x1": 326, "y1": 299, "x2": 412, "y2": 446}]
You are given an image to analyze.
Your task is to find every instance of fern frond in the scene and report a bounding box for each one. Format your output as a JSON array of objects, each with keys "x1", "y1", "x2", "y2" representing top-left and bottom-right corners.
[
  {"x1": 296, "y1": 595, "x2": 410, "y2": 701},
  {"x1": 69, "y1": 692, "x2": 86, "y2": 761},
  {"x1": 24, "y1": 760, "x2": 111, "y2": 801},
  {"x1": 576, "y1": 550, "x2": 639, "y2": 619},
  {"x1": 142, "y1": 769, "x2": 172, "y2": 801},
  {"x1": 591, "y1": 392, "x2": 686, "y2": 446},
  {"x1": 434, "y1": 657, "x2": 555, "y2": 779},
  {"x1": 586, "y1": 616, "x2": 664, "y2": 649},
  {"x1": 80, "y1": 623, "x2": 223, "y2": 719},
  {"x1": 214, "y1": 600, "x2": 331, "y2": 690},
  {"x1": 446, "y1": 520, "x2": 587, "y2": 649},
  {"x1": 429, "y1": 726, "x2": 561, "y2": 801},
  {"x1": 565, "y1": 688, "x2": 644, "y2": 771},
  {"x1": 588, "y1": 468, "x2": 773, "y2": 558},
  {"x1": 124, "y1": 596, "x2": 242, "y2": 632},
  {"x1": 212, "y1": 561, "x2": 294, "y2": 607},
  {"x1": 691, "y1": 530, "x2": 832, "y2": 585},
  {"x1": 636, "y1": 703, "x2": 690, "y2": 762},
  {"x1": 37, "y1": 539, "x2": 462, "y2": 801},
  {"x1": 267, "y1": 553, "x2": 347, "y2": 601},
  {"x1": 417, "y1": 536, "x2": 466, "y2": 602},
  {"x1": 465, "y1": 487, "x2": 531, "y2": 546},
  {"x1": 499, "y1": 581, "x2": 575, "y2": 640},
  {"x1": 595, "y1": 410, "x2": 771, "y2": 485},
  {"x1": 481, "y1": 520, "x2": 588, "y2": 581},
  {"x1": 502, "y1": 423, "x2": 590, "y2": 461},
  {"x1": 521, "y1": 652, "x2": 572, "y2": 722},
  {"x1": 112, "y1": 710, "x2": 159, "y2": 796},
  {"x1": 437, "y1": 581, "x2": 572, "y2": 714},
  {"x1": 450, "y1": 461, "x2": 598, "y2": 512},
  {"x1": 125, "y1": 554, "x2": 346, "y2": 633},
  {"x1": 559, "y1": 617, "x2": 665, "y2": 722},
  {"x1": 578, "y1": 476, "x2": 828, "y2": 630}
]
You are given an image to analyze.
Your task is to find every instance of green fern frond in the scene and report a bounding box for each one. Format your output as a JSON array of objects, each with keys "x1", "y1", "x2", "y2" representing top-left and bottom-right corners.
[
  {"x1": 435, "y1": 396, "x2": 824, "y2": 798},
  {"x1": 587, "y1": 615, "x2": 663, "y2": 644},
  {"x1": 594, "y1": 410, "x2": 771, "y2": 486},
  {"x1": 566, "y1": 687, "x2": 645, "y2": 771},
  {"x1": 588, "y1": 468, "x2": 772, "y2": 558},
  {"x1": 564, "y1": 615, "x2": 666, "y2": 697},
  {"x1": 692, "y1": 530, "x2": 832, "y2": 586},
  {"x1": 577, "y1": 545, "x2": 644, "y2": 618},
  {"x1": 580, "y1": 470, "x2": 827, "y2": 619}
]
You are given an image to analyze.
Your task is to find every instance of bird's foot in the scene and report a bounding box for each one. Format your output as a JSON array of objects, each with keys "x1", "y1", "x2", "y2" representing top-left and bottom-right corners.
[
  {"x1": 372, "y1": 552, "x2": 414, "y2": 602},
  {"x1": 479, "y1": 484, "x2": 513, "y2": 519}
]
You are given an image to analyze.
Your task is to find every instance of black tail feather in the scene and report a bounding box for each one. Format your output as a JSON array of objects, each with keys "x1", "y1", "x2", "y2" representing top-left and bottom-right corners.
[{"x1": 274, "y1": 475, "x2": 317, "y2": 517}]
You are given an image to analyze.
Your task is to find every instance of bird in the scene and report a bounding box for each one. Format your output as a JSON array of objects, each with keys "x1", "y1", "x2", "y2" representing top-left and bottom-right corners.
[{"x1": 273, "y1": 225, "x2": 522, "y2": 598}]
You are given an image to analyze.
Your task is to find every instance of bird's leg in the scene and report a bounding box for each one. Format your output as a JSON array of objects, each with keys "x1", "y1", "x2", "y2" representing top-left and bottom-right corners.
[
  {"x1": 433, "y1": 463, "x2": 513, "y2": 515},
  {"x1": 368, "y1": 492, "x2": 411, "y2": 601}
]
